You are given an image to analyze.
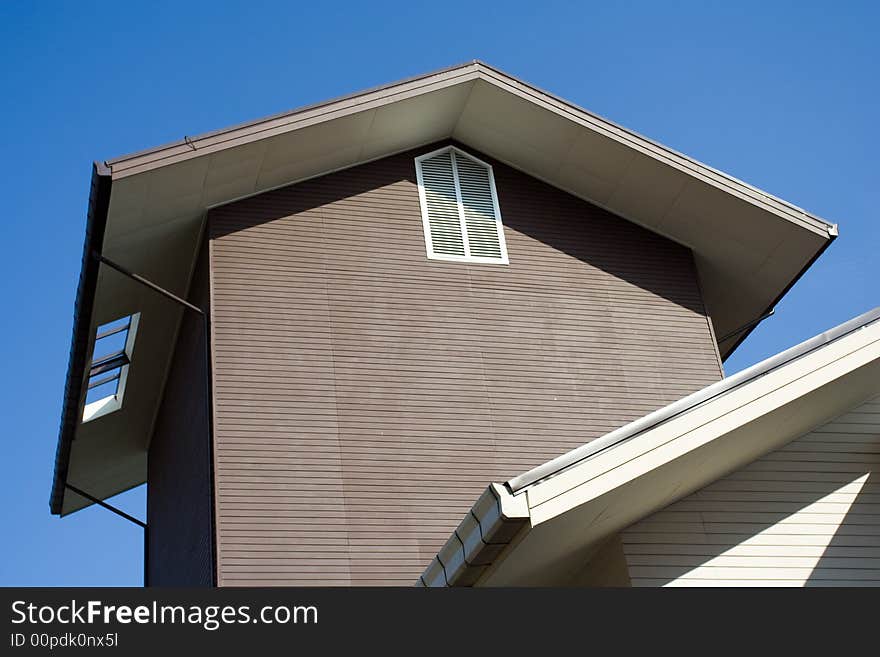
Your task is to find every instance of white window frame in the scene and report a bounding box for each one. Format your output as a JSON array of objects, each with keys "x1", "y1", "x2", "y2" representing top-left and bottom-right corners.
[
  {"x1": 415, "y1": 145, "x2": 510, "y2": 265},
  {"x1": 82, "y1": 313, "x2": 140, "y2": 423}
]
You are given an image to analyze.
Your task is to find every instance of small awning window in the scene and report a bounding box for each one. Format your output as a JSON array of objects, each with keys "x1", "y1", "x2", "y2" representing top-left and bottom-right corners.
[{"x1": 83, "y1": 313, "x2": 140, "y2": 422}]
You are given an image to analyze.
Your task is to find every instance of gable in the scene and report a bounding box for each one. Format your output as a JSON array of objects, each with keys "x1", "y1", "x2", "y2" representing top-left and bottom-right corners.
[{"x1": 206, "y1": 144, "x2": 725, "y2": 585}]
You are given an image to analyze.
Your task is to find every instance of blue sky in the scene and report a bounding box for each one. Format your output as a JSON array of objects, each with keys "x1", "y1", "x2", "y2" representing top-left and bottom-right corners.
[{"x1": 1, "y1": 1, "x2": 876, "y2": 586}]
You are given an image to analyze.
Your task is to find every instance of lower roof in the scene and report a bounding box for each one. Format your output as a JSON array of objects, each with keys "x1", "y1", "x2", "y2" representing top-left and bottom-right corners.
[
  {"x1": 421, "y1": 305, "x2": 880, "y2": 586},
  {"x1": 52, "y1": 60, "x2": 837, "y2": 516}
]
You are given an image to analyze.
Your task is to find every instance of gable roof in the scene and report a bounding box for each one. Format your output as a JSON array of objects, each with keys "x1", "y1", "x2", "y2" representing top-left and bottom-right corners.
[
  {"x1": 52, "y1": 60, "x2": 837, "y2": 516},
  {"x1": 420, "y1": 305, "x2": 880, "y2": 586}
]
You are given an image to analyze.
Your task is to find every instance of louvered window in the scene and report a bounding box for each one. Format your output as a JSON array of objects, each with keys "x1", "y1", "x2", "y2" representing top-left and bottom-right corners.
[{"x1": 415, "y1": 146, "x2": 509, "y2": 264}]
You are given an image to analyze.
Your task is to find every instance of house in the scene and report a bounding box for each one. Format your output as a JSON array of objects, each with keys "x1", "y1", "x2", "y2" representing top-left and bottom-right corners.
[{"x1": 51, "y1": 61, "x2": 858, "y2": 587}]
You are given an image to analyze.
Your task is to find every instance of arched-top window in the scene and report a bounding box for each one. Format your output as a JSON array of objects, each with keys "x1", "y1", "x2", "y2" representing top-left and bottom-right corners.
[{"x1": 415, "y1": 146, "x2": 509, "y2": 264}]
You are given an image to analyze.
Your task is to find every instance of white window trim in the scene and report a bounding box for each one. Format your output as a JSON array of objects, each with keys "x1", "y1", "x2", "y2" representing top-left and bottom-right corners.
[
  {"x1": 415, "y1": 145, "x2": 510, "y2": 265},
  {"x1": 83, "y1": 313, "x2": 140, "y2": 423}
]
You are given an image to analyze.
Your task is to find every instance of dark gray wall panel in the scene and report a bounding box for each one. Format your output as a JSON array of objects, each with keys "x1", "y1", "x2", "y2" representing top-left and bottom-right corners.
[{"x1": 147, "y1": 247, "x2": 213, "y2": 586}]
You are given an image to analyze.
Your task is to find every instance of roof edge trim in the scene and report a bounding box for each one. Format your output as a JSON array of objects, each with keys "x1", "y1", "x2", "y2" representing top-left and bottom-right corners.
[
  {"x1": 105, "y1": 62, "x2": 484, "y2": 176},
  {"x1": 99, "y1": 60, "x2": 833, "y2": 238},
  {"x1": 474, "y1": 64, "x2": 834, "y2": 236},
  {"x1": 50, "y1": 163, "x2": 112, "y2": 515},
  {"x1": 506, "y1": 304, "x2": 880, "y2": 494}
]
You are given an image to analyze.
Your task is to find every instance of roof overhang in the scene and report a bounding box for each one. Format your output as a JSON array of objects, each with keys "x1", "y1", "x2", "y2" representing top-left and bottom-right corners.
[
  {"x1": 420, "y1": 306, "x2": 880, "y2": 586},
  {"x1": 52, "y1": 60, "x2": 837, "y2": 515}
]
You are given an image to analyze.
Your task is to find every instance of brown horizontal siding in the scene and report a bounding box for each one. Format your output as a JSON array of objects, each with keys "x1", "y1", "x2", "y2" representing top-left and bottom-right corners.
[{"x1": 208, "y1": 142, "x2": 723, "y2": 586}]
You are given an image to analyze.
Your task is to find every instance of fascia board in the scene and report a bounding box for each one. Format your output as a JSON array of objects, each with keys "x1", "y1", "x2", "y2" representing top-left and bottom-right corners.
[
  {"x1": 50, "y1": 163, "x2": 112, "y2": 515},
  {"x1": 106, "y1": 65, "x2": 482, "y2": 179},
  {"x1": 472, "y1": 64, "x2": 834, "y2": 238},
  {"x1": 509, "y1": 306, "x2": 880, "y2": 494},
  {"x1": 102, "y1": 60, "x2": 834, "y2": 242}
]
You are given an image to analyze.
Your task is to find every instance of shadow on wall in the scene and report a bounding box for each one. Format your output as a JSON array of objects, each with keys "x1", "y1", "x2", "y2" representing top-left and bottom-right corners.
[
  {"x1": 207, "y1": 139, "x2": 709, "y2": 319},
  {"x1": 621, "y1": 407, "x2": 880, "y2": 586},
  {"x1": 806, "y1": 471, "x2": 877, "y2": 586}
]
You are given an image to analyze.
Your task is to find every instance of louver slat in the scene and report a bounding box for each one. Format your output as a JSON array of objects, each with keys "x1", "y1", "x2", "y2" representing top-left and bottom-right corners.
[
  {"x1": 454, "y1": 155, "x2": 502, "y2": 259},
  {"x1": 420, "y1": 151, "x2": 465, "y2": 256}
]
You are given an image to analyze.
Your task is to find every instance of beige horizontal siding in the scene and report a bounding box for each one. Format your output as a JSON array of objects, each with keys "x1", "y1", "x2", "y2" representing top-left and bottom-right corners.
[
  {"x1": 622, "y1": 395, "x2": 880, "y2": 586},
  {"x1": 209, "y1": 142, "x2": 723, "y2": 586}
]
